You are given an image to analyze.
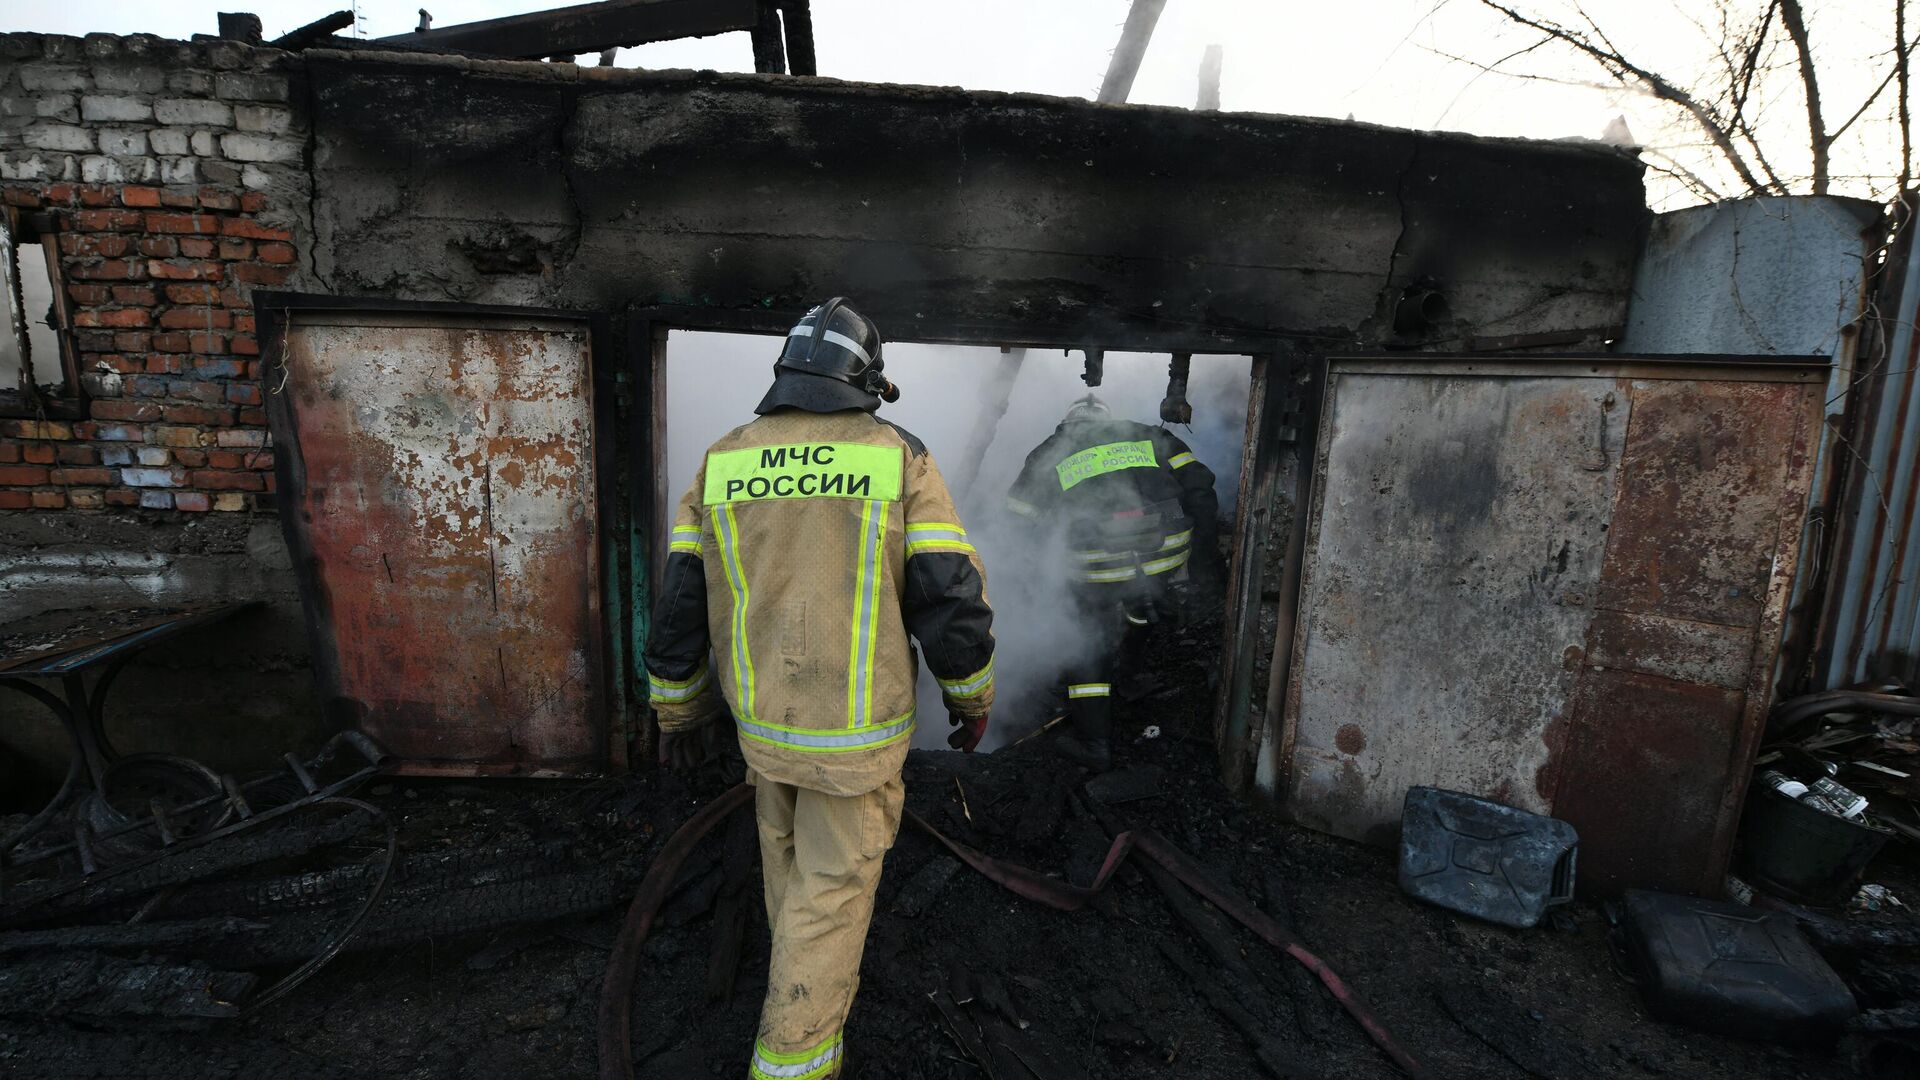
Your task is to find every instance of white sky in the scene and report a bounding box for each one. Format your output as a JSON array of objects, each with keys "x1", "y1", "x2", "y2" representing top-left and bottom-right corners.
[{"x1": 10, "y1": 1, "x2": 1910, "y2": 207}]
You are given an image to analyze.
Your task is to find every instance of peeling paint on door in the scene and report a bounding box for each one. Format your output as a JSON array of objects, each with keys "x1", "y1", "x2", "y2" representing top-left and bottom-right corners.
[{"x1": 270, "y1": 311, "x2": 605, "y2": 776}]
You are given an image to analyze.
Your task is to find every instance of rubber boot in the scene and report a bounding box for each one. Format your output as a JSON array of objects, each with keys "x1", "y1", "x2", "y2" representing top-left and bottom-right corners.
[
  {"x1": 1052, "y1": 708, "x2": 1111, "y2": 772},
  {"x1": 1053, "y1": 731, "x2": 1111, "y2": 771}
]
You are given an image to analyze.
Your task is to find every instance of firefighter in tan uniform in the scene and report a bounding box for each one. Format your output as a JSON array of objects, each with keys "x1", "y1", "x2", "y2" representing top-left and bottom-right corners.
[{"x1": 643, "y1": 298, "x2": 995, "y2": 1080}]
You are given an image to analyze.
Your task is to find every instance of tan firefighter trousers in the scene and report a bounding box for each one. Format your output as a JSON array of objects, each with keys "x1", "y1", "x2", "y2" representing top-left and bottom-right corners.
[{"x1": 748, "y1": 769, "x2": 905, "y2": 1080}]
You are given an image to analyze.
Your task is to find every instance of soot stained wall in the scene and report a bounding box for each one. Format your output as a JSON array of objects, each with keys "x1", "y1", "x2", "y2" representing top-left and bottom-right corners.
[
  {"x1": 305, "y1": 50, "x2": 1648, "y2": 351},
  {"x1": 1, "y1": 37, "x2": 1649, "y2": 780}
]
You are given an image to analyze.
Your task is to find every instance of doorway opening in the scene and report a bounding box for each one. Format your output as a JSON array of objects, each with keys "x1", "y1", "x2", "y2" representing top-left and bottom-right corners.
[{"x1": 662, "y1": 330, "x2": 1253, "y2": 751}]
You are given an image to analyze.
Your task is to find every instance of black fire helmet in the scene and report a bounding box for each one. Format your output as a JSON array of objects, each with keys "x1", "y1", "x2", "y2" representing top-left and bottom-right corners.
[{"x1": 753, "y1": 297, "x2": 899, "y2": 415}]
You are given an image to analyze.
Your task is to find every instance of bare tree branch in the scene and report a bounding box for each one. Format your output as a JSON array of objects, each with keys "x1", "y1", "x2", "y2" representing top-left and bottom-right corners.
[
  {"x1": 1829, "y1": 39, "x2": 1920, "y2": 142},
  {"x1": 1733, "y1": 0, "x2": 1779, "y2": 119},
  {"x1": 1778, "y1": 0, "x2": 1829, "y2": 193},
  {"x1": 1416, "y1": 41, "x2": 1622, "y2": 94},
  {"x1": 1474, "y1": 0, "x2": 1773, "y2": 196},
  {"x1": 1901, "y1": 0, "x2": 1914, "y2": 190},
  {"x1": 1643, "y1": 149, "x2": 1730, "y2": 202},
  {"x1": 1720, "y1": 0, "x2": 1790, "y2": 193},
  {"x1": 1573, "y1": 1, "x2": 1625, "y2": 58},
  {"x1": 1430, "y1": 35, "x2": 1559, "y2": 127}
]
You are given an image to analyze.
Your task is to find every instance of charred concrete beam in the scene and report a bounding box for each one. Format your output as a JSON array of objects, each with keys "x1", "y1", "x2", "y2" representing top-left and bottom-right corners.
[
  {"x1": 301, "y1": 51, "x2": 1647, "y2": 352},
  {"x1": 376, "y1": 0, "x2": 759, "y2": 59}
]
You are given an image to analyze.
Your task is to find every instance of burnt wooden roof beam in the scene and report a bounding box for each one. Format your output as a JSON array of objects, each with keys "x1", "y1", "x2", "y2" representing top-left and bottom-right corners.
[{"x1": 376, "y1": 0, "x2": 760, "y2": 59}]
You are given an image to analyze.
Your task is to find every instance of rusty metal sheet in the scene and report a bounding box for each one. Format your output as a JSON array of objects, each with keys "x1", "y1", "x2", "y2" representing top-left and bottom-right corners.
[
  {"x1": 1595, "y1": 380, "x2": 1808, "y2": 628},
  {"x1": 270, "y1": 310, "x2": 605, "y2": 777},
  {"x1": 1583, "y1": 610, "x2": 1752, "y2": 691},
  {"x1": 1279, "y1": 356, "x2": 1823, "y2": 893},
  {"x1": 1548, "y1": 668, "x2": 1744, "y2": 894}
]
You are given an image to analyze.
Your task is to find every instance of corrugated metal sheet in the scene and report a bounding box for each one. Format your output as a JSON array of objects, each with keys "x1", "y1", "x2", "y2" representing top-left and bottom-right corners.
[
  {"x1": 269, "y1": 310, "x2": 607, "y2": 777},
  {"x1": 1277, "y1": 357, "x2": 1824, "y2": 895},
  {"x1": 1822, "y1": 211, "x2": 1920, "y2": 686}
]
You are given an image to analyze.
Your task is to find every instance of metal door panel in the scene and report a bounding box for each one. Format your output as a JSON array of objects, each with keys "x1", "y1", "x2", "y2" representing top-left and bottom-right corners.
[
  {"x1": 1284, "y1": 373, "x2": 1629, "y2": 838},
  {"x1": 1280, "y1": 357, "x2": 1823, "y2": 893},
  {"x1": 270, "y1": 309, "x2": 605, "y2": 776}
]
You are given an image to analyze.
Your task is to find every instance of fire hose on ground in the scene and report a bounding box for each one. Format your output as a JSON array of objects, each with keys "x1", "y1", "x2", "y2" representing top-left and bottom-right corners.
[{"x1": 597, "y1": 782, "x2": 1429, "y2": 1080}]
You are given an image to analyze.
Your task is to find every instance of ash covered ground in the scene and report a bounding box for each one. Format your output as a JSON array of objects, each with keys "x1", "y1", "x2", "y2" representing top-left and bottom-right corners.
[{"x1": 0, "y1": 620, "x2": 1891, "y2": 1079}]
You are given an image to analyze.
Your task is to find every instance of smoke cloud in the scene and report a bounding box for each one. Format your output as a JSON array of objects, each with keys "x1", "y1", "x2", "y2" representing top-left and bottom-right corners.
[{"x1": 665, "y1": 331, "x2": 1250, "y2": 750}]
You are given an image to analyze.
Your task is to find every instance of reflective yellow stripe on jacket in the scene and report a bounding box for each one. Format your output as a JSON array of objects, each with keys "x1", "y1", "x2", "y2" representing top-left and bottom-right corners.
[
  {"x1": 905, "y1": 521, "x2": 975, "y2": 556},
  {"x1": 647, "y1": 662, "x2": 710, "y2": 704},
  {"x1": 937, "y1": 658, "x2": 994, "y2": 701},
  {"x1": 712, "y1": 503, "x2": 756, "y2": 720},
  {"x1": 1081, "y1": 548, "x2": 1190, "y2": 583},
  {"x1": 847, "y1": 499, "x2": 888, "y2": 728},
  {"x1": 1073, "y1": 528, "x2": 1193, "y2": 583},
  {"x1": 736, "y1": 710, "x2": 915, "y2": 753}
]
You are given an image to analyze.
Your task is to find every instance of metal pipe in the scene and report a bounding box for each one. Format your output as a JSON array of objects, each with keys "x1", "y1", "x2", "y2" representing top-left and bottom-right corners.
[
  {"x1": 1392, "y1": 287, "x2": 1449, "y2": 336},
  {"x1": 1159, "y1": 352, "x2": 1192, "y2": 424},
  {"x1": 1081, "y1": 347, "x2": 1105, "y2": 388},
  {"x1": 1768, "y1": 688, "x2": 1920, "y2": 739}
]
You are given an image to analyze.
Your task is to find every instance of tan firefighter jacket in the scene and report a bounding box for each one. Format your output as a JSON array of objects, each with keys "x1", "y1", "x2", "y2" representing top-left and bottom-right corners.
[{"x1": 642, "y1": 408, "x2": 996, "y2": 796}]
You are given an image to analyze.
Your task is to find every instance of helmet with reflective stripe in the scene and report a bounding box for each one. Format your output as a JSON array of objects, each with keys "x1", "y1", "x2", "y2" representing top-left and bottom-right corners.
[
  {"x1": 755, "y1": 298, "x2": 897, "y2": 415},
  {"x1": 780, "y1": 298, "x2": 895, "y2": 397},
  {"x1": 1063, "y1": 393, "x2": 1110, "y2": 425}
]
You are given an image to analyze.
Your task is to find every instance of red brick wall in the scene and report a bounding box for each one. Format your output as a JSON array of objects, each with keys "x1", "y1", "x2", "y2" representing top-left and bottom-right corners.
[
  {"x1": 0, "y1": 182, "x2": 292, "y2": 512},
  {"x1": 0, "y1": 32, "x2": 308, "y2": 514}
]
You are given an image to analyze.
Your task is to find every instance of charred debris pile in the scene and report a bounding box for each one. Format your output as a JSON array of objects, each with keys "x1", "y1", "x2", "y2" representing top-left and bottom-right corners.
[{"x1": 0, "y1": 627, "x2": 1913, "y2": 1080}]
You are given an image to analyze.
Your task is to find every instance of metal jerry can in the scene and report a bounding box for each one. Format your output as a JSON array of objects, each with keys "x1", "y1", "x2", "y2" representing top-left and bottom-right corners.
[{"x1": 1397, "y1": 786, "x2": 1579, "y2": 928}]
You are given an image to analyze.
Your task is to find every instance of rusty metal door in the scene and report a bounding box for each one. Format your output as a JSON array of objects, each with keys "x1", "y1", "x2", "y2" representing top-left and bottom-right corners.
[
  {"x1": 1277, "y1": 357, "x2": 1823, "y2": 895},
  {"x1": 267, "y1": 308, "x2": 606, "y2": 777}
]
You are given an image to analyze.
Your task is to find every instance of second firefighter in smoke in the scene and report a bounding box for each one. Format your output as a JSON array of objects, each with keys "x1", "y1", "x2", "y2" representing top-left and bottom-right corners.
[{"x1": 1004, "y1": 393, "x2": 1224, "y2": 771}]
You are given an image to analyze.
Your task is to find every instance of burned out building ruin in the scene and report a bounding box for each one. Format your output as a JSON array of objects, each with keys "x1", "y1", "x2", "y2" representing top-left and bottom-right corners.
[{"x1": 2, "y1": 11, "x2": 1918, "y2": 1079}]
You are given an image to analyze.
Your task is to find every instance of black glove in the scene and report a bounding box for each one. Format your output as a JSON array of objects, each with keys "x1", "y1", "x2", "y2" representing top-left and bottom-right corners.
[
  {"x1": 947, "y1": 709, "x2": 989, "y2": 753},
  {"x1": 658, "y1": 723, "x2": 720, "y2": 771}
]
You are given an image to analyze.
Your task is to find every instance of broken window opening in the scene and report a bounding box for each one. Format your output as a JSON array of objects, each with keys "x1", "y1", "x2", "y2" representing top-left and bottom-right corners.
[
  {"x1": 1, "y1": 212, "x2": 79, "y2": 419},
  {"x1": 663, "y1": 330, "x2": 1254, "y2": 752}
]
